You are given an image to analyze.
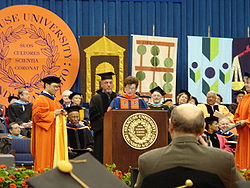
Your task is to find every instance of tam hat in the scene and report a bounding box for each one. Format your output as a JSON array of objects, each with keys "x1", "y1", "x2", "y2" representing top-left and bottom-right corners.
[
  {"x1": 65, "y1": 106, "x2": 82, "y2": 114},
  {"x1": 27, "y1": 153, "x2": 129, "y2": 188},
  {"x1": 150, "y1": 86, "x2": 166, "y2": 96},
  {"x1": 97, "y1": 72, "x2": 115, "y2": 80},
  {"x1": 69, "y1": 92, "x2": 82, "y2": 100},
  {"x1": 41, "y1": 76, "x2": 61, "y2": 84}
]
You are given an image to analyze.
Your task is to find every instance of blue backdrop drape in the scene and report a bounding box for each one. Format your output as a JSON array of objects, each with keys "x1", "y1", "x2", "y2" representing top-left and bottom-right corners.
[{"x1": 0, "y1": 0, "x2": 249, "y2": 95}]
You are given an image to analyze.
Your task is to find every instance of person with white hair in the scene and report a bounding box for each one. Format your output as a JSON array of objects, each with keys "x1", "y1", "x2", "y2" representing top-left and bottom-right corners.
[
  {"x1": 197, "y1": 91, "x2": 234, "y2": 121},
  {"x1": 61, "y1": 90, "x2": 73, "y2": 108}
]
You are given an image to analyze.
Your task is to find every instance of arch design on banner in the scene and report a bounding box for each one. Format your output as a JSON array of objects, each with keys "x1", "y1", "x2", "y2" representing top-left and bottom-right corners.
[
  {"x1": 0, "y1": 5, "x2": 79, "y2": 106},
  {"x1": 81, "y1": 36, "x2": 128, "y2": 102}
]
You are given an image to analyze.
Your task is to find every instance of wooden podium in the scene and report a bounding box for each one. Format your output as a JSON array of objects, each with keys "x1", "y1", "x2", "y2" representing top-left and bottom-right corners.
[{"x1": 103, "y1": 109, "x2": 169, "y2": 171}]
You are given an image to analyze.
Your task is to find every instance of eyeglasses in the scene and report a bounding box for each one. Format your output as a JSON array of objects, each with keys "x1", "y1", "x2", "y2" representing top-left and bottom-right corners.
[{"x1": 125, "y1": 87, "x2": 136, "y2": 91}]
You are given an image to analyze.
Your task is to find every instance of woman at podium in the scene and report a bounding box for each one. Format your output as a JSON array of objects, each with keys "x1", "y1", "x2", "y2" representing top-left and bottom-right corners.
[{"x1": 107, "y1": 76, "x2": 148, "y2": 111}]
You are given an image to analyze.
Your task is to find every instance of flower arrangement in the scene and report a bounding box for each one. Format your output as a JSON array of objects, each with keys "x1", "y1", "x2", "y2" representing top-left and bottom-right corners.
[
  {"x1": 240, "y1": 169, "x2": 250, "y2": 180},
  {"x1": 0, "y1": 164, "x2": 47, "y2": 188},
  {"x1": 106, "y1": 163, "x2": 131, "y2": 186}
]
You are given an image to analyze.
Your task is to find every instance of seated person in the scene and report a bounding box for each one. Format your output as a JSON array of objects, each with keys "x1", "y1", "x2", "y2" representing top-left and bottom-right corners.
[
  {"x1": 175, "y1": 90, "x2": 191, "y2": 106},
  {"x1": 216, "y1": 117, "x2": 237, "y2": 141},
  {"x1": 204, "y1": 116, "x2": 233, "y2": 152},
  {"x1": 69, "y1": 92, "x2": 89, "y2": 122},
  {"x1": 65, "y1": 106, "x2": 94, "y2": 158},
  {"x1": 135, "y1": 104, "x2": 244, "y2": 188},
  {"x1": 108, "y1": 76, "x2": 148, "y2": 111},
  {"x1": 60, "y1": 90, "x2": 72, "y2": 108},
  {"x1": 148, "y1": 86, "x2": 170, "y2": 111},
  {"x1": 7, "y1": 89, "x2": 32, "y2": 138},
  {"x1": 6, "y1": 122, "x2": 25, "y2": 139}
]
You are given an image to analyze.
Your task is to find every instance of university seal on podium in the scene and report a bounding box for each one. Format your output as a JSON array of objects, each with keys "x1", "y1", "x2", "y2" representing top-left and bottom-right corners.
[{"x1": 122, "y1": 113, "x2": 158, "y2": 150}]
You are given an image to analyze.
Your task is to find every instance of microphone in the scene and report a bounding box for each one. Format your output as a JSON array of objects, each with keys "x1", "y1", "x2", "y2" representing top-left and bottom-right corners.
[{"x1": 221, "y1": 122, "x2": 241, "y2": 134}]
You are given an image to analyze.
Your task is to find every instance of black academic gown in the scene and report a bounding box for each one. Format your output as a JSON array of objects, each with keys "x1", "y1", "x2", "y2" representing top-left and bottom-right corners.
[
  {"x1": 89, "y1": 89, "x2": 117, "y2": 163},
  {"x1": 67, "y1": 123, "x2": 94, "y2": 158},
  {"x1": 7, "y1": 101, "x2": 32, "y2": 137}
]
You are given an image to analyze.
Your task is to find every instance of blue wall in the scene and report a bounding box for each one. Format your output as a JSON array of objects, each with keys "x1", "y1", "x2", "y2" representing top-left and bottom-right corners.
[{"x1": 1, "y1": 0, "x2": 250, "y2": 94}]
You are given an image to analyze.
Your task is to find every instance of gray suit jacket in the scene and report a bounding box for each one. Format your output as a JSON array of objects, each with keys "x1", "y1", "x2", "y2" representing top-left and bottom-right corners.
[{"x1": 135, "y1": 136, "x2": 244, "y2": 188}]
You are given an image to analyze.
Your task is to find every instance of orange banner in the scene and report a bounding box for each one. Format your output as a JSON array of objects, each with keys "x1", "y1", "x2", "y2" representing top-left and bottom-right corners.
[{"x1": 0, "y1": 5, "x2": 79, "y2": 106}]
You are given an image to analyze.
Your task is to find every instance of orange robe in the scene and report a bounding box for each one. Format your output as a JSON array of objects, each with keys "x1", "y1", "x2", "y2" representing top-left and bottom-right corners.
[
  {"x1": 234, "y1": 94, "x2": 250, "y2": 169},
  {"x1": 31, "y1": 93, "x2": 62, "y2": 170}
]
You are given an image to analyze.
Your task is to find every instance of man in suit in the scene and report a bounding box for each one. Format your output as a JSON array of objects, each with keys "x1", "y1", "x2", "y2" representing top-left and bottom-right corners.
[{"x1": 135, "y1": 104, "x2": 244, "y2": 188}]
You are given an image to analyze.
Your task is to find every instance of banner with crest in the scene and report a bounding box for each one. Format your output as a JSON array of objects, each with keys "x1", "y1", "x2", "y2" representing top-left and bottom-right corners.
[
  {"x1": 131, "y1": 35, "x2": 178, "y2": 102},
  {"x1": 188, "y1": 36, "x2": 233, "y2": 104}
]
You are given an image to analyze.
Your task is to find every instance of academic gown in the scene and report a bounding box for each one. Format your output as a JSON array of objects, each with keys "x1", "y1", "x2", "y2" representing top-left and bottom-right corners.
[
  {"x1": 67, "y1": 123, "x2": 94, "y2": 157},
  {"x1": 31, "y1": 93, "x2": 62, "y2": 170},
  {"x1": 89, "y1": 89, "x2": 117, "y2": 163},
  {"x1": 7, "y1": 101, "x2": 32, "y2": 124},
  {"x1": 234, "y1": 94, "x2": 250, "y2": 169},
  {"x1": 109, "y1": 94, "x2": 149, "y2": 110}
]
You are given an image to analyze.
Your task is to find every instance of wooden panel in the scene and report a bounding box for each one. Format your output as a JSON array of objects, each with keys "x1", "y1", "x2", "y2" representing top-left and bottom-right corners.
[{"x1": 104, "y1": 109, "x2": 169, "y2": 171}]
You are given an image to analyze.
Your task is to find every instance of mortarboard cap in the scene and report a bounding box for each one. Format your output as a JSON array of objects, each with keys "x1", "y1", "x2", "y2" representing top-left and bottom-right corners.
[
  {"x1": 69, "y1": 92, "x2": 82, "y2": 100},
  {"x1": 97, "y1": 72, "x2": 115, "y2": 80},
  {"x1": 179, "y1": 89, "x2": 191, "y2": 99},
  {"x1": 150, "y1": 86, "x2": 166, "y2": 96},
  {"x1": 234, "y1": 90, "x2": 245, "y2": 96},
  {"x1": 8, "y1": 95, "x2": 19, "y2": 103},
  {"x1": 41, "y1": 76, "x2": 61, "y2": 84},
  {"x1": 27, "y1": 153, "x2": 129, "y2": 188},
  {"x1": 140, "y1": 166, "x2": 225, "y2": 188},
  {"x1": 65, "y1": 106, "x2": 82, "y2": 114}
]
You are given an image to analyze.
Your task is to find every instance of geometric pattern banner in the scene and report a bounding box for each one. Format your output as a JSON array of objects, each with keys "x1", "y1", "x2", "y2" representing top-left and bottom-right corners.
[
  {"x1": 79, "y1": 36, "x2": 128, "y2": 102},
  {"x1": 132, "y1": 35, "x2": 178, "y2": 102},
  {"x1": 232, "y1": 38, "x2": 250, "y2": 91},
  {"x1": 188, "y1": 36, "x2": 233, "y2": 104}
]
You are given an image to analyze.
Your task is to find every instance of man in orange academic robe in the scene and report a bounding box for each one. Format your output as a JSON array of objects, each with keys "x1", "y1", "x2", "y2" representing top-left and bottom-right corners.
[
  {"x1": 234, "y1": 73, "x2": 250, "y2": 170},
  {"x1": 31, "y1": 76, "x2": 65, "y2": 170}
]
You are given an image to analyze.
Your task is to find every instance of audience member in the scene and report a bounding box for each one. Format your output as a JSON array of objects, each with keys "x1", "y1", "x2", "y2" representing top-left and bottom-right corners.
[
  {"x1": 89, "y1": 72, "x2": 118, "y2": 163},
  {"x1": 228, "y1": 90, "x2": 245, "y2": 114},
  {"x1": 135, "y1": 104, "x2": 243, "y2": 188},
  {"x1": 204, "y1": 116, "x2": 233, "y2": 152},
  {"x1": 148, "y1": 86, "x2": 169, "y2": 111},
  {"x1": 69, "y1": 92, "x2": 89, "y2": 122},
  {"x1": 65, "y1": 106, "x2": 94, "y2": 159},
  {"x1": 197, "y1": 91, "x2": 234, "y2": 121},
  {"x1": 7, "y1": 89, "x2": 32, "y2": 137},
  {"x1": 108, "y1": 76, "x2": 148, "y2": 111},
  {"x1": 189, "y1": 96, "x2": 198, "y2": 106},
  {"x1": 234, "y1": 73, "x2": 250, "y2": 169},
  {"x1": 175, "y1": 90, "x2": 191, "y2": 105},
  {"x1": 217, "y1": 117, "x2": 237, "y2": 142},
  {"x1": 60, "y1": 90, "x2": 72, "y2": 108},
  {"x1": 7, "y1": 122, "x2": 25, "y2": 139},
  {"x1": 31, "y1": 76, "x2": 65, "y2": 170},
  {"x1": 216, "y1": 94, "x2": 223, "y2": 104}
]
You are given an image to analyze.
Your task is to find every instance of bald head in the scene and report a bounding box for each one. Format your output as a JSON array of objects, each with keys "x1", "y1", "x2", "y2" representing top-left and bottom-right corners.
[{"x1": 171, "y1": 104, "x2": 205, "y2": 135}]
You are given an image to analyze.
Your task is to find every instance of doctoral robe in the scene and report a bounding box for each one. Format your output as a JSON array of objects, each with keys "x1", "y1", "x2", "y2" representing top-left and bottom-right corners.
[
  {"x1": 31, "y1": 93, "x2": 62, "y2": 170},
  {"x1": 234, "y1": 94, "x2": 250, "y2": 169}
]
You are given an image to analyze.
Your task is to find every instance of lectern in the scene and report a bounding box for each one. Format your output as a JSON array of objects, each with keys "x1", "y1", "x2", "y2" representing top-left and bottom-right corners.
[{"x1": 103, "y1": 109, "x2": 169, "y2": 171}]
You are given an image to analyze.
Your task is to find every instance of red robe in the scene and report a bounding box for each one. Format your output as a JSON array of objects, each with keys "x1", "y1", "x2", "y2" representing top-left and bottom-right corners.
[
  {"x1": 31, "y1": 93, "x2": 62, "y2": 170},
  {"x1": 234, "y1": 94, "x2": 250, "y2": 169}
]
